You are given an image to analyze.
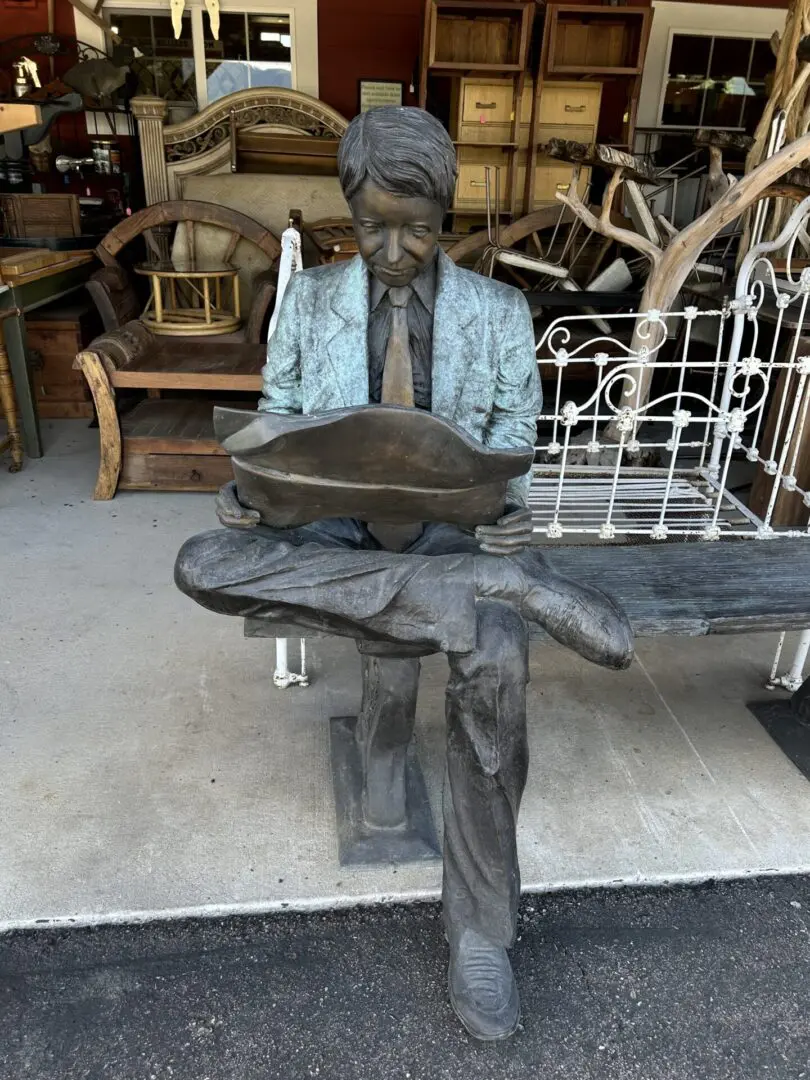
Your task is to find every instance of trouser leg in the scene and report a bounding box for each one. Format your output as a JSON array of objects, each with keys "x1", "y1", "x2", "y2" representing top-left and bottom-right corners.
[
  {"x1": 442, "y1": 599, "x2": 530, "y2": 948},
  {"x1": 174, "y1": 525, "x2": 478, "y2": 653}
]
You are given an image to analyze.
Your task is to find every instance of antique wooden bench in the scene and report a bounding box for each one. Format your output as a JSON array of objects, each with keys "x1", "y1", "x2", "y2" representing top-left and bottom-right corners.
[
  {"x1": 74, "y1": 321, "x2": 265, "y2": 499},
  {"x1": 244, "y1": 537, "x2": 810, "y2": 864},
  {"x1": 246, "y1": 538, "x2": 810, "y2": 647}
]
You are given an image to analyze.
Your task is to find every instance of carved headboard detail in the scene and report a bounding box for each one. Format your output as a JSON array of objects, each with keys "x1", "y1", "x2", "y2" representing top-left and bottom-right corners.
[{"x1": 132, "y1": 89, "x2": 349, "y2": 205}]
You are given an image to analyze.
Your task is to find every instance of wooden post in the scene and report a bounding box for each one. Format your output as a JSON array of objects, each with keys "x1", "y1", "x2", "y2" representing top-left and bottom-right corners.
[
  {"x1": 0, "y1": 311, "x2": 23, "y2": 472},
  {"x1": 130, "y1": 96, "x2": 170, "y2": 206}
]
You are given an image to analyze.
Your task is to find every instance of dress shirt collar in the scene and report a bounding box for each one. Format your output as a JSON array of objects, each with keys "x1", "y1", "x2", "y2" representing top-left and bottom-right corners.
[{"x1": 368, "y1": 251, "x2": 437, "y2": 314}]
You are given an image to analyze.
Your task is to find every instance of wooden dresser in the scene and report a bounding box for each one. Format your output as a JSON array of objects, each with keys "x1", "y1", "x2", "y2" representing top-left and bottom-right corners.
[{"x1": 451, "y1": 77, "x2": 602, "y2": 213}]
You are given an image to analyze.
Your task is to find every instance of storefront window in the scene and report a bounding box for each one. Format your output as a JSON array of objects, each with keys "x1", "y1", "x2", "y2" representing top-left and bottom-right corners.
[
  {"x1": 661, "y1": 33, "x2": 773, "y2": 133},
  {"x1": 114, "y1": 11, "x2": 196, "y2": 104},
  {"x1": 204, "y1": 13, "x2": 293, "y2": 102}
]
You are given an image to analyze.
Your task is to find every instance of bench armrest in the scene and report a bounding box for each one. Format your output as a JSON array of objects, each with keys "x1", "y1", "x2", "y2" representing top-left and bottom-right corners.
[
  {"x1": 72, "y1": 320, "x2": 155, "y2": 377},
  {"x1": 244, "y1": 269, "x2": 277, "y2": 344}
]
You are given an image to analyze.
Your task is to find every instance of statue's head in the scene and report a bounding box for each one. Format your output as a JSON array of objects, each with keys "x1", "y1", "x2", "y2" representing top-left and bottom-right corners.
[{"x1": 337, "y1": 106, "x2": 457, "y2": 288}]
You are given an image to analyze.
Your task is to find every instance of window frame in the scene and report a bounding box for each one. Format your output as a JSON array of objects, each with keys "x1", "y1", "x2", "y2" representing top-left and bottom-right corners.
[
  {"x1": 636, "y1": 1, "x2": 785, "y2": 135},
  {"x1": 657, "y1": 28, "x2": 770, "y2": 132}
]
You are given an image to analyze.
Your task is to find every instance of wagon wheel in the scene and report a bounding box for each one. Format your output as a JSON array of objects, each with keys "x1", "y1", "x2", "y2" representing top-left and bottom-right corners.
[
  {"x1": 91, "y1": 200, "x2": 281, "y2": 341},
  {"x1": 96, "y1": 200, "x2": 281, "y2": 268}
]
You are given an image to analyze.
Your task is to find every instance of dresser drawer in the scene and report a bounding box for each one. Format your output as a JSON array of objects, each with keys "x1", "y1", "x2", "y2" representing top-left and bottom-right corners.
[
  {"x1": 537, "y1": 83, "x2": 601, "y2": 127},
  {"x1": 517, "y1": 161, "x2": 591, "y2": 208},
  {"x1": 535, "y1": 123, "x2": 596, "y2": 148},
  {"x1": 455, "y1": 147, "x2": 511, "y2": 210},
  {"x1": 460, "y1": 80, "x2": 514, "y2": 125},
  {"x1": 458, "y1": 120, "x2": 513, "y2": 145}
]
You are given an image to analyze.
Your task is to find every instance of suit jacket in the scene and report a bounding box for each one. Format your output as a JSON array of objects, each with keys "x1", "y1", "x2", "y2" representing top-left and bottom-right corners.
[{"x1": 259, "y1": 248, "x2": 542, "y2": 506}]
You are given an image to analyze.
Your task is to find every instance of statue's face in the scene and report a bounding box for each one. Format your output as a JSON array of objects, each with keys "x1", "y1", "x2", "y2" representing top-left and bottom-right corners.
[{"x1": 350, "y1": 180, "x2": 442, "y2": 288}]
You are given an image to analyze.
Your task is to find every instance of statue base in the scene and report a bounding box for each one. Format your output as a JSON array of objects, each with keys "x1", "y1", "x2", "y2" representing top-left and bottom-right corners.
[{"x1": 330, "y1": 715, "x2": 441, "y2": 866}]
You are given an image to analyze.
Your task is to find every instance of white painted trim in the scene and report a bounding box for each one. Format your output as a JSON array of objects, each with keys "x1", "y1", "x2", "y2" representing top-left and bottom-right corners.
[
  {"x1": 637, "y1": 1, "x2": 786, "y2": 131},
  {"x1": 190, "y1": 5, "x2": 208, "y2": 108}
]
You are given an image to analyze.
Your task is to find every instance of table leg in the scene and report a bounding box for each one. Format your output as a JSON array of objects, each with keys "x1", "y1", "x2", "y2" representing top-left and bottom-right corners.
[
  {"x1": 170, "y1": 278, "x2": 177, "y2": 314},
  {"x1": 203, "y1": 277, "x2": 211, "y2": 325},
  {"x1": 153, "y1": 275, "x2": 163, "y2": 326},
  {"x1": 2, "y1": 304, "x2": 42, "y2": 459},
  {"x1": 233, "y1": 274, "x2": 241, "y2": 320},
  {"x1": 215, "y1": 276, "x2": 221, "y2": 311},
  {"x1": 0, "y1": 313, "x2": 23, "y2": 472}
]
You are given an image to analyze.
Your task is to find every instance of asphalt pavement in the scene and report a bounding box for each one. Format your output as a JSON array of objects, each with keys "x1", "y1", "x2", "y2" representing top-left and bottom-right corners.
[{"x1": 2, "y1": 876, "x2": 810, "y2": 1080}]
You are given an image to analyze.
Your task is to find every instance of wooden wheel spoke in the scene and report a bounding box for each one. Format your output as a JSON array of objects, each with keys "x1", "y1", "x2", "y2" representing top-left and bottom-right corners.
[{"x1": 224, "y1": 230, "x2": 240, "y2": 263}]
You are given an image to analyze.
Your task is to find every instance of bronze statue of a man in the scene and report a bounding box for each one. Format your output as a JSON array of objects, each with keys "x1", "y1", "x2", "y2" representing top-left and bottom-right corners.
[{"x1": 175, "y1": 106, "x2": 633, "y2": 1041}]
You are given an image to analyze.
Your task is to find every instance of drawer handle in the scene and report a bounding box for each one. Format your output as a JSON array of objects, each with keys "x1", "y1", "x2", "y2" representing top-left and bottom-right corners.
[
  {"x1": 475, "y1": 101, "x2": 498, "y2": 109},
  {"x1": 470, "y1": 181, "x2": 489, "y2": 187},
  {"x1": 565, "y1": 104, "x2": 587, "y2": 112},
  {"x1": 555, "y1": 183, "x2": 571, "y2": 192}
]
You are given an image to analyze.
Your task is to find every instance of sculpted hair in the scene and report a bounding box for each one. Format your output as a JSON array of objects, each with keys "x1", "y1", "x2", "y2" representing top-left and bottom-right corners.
[{"x1": 337, "y1": 106, "x2": 458, "y2": 212}]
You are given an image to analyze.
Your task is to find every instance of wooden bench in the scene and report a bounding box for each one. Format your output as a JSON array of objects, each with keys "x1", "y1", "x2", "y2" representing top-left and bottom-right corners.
[
  {"x1": 243, "y1": 536, "x2": 810, "y2": 863},
  {"x1": 245, "y1": 538, "x2": 810, "y2": 644},
  {"x1": 74, "y1": 321, "x2": 264, "y2": 498}
]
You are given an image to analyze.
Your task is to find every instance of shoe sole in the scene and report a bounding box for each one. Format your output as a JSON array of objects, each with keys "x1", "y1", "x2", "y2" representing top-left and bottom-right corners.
[{"x1": 448, "y1": 980, "x2": 521, "y2": 1042}]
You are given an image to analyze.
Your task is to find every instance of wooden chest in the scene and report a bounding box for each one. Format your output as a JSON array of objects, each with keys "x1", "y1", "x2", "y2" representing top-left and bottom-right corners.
[{"x1": 26, "y1": 301, "x2": 101, "y2": 419}]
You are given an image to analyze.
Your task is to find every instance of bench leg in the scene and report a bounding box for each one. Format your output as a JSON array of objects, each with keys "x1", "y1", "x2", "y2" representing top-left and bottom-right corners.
[
  {"x1": 356, "y1": 655, "x2": 420, "y2": 828},
  {"x1": 329, "y1": 653, "x2": 440, "y2": 865},
  {"x1": 75, "y1": 350, "x2": 121, "y2": 500}
]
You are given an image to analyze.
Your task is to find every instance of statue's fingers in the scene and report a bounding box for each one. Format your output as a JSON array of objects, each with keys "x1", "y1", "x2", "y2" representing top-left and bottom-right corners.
[
  {"x1": 476, "y1": 521, "x2": 532, "y2": 537},
  {"x1": 498, "y1": 508, "x2": 533, "y2": 526}
]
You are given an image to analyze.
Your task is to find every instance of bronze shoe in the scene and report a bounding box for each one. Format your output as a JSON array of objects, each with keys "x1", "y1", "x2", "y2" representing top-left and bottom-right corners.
[{"x1": 448, "y1": 928, "x2": 520, "y2": 1041}]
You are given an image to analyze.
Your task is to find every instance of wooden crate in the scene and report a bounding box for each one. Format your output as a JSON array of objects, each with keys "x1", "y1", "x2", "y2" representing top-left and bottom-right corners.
[
  {"x1": 27, "y1": 301, "x2": 101, "y2": 419},
  {"x1": 0, "y1": 194, "x2": 81, "y2": 239}
]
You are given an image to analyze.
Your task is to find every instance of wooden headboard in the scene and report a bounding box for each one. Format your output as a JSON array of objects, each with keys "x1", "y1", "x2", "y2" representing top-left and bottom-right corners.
[{"x1": 131, "y1": 88, "x2": 349, "y2": 205}]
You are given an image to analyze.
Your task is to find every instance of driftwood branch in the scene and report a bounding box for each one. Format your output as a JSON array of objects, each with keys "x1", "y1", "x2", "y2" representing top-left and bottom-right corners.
[
  {"x1": 556, "y1": 166, "x2": 664, "y2": 270},
  {"x1": 562, "y1": 132, "x2": 810, "y2": 445}
]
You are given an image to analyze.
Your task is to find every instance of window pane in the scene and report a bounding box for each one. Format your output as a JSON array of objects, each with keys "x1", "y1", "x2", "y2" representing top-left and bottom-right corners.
[
  {"x1": 204, "y1": 12, "x2": 249, "y2": 61},
  {"x1": 118, "y1": 12, "x2": 196, "y2": 103},
  {"x1": 205, "y1": 61, "x2": 251, "y2": 99},
  {"x1": 703, "y1": 38, "x2": 755, "y2": 127},
  {"x1": 662, "y1": 34, "x2": 711, "y2": 126},
  {"x1": 248, "y1": 14, "x2": 292, "y2": 63},
  {"x1": 205, "y1": 12, "x2": 292, "y2": 102},
  {"x1": 709, "y1": 37, "x2": 752, "y2": 79},
  {"x1": 668, "y1": 34, "x2": 711, "y2": 79},
  {"x1": 750, "y1": 37, "x2": 775, "y2": 81}
]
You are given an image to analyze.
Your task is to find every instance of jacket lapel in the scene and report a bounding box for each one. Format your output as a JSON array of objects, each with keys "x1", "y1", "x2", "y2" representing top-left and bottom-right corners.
[
  {"x1": 431, "y1": 249, "x2": 479, "y2": 422},
  {"x1": 323, "y1": 254, "x2": 370, "y2": 407}
]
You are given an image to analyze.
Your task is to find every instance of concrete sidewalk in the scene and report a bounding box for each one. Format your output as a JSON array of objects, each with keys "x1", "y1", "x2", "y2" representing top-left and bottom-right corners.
[{"x1": 3, "y1": 420, "x2": 810, "y2": 930}]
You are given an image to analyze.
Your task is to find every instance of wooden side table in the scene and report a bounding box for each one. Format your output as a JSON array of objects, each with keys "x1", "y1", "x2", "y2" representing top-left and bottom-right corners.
[
  {"x1": 135, "y1": 259, "x2": 242, "y2": 336},
  {"x1": 0, "y1": 304, "x2": 23, "y2": 472}
]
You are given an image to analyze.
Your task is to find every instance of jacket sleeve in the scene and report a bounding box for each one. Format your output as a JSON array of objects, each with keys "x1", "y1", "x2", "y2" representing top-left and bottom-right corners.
[
  {"x1": 486, "y1": 289, "x2": 542, "y2": 508},
  {"x1": 258, "y1": 272, "x2": 304, "y2": 414}
]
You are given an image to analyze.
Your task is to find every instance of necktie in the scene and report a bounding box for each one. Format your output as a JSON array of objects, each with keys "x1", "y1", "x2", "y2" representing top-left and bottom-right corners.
[
  {"x1": 381, "y1": 285, "x2": 415, "y2": 407},
  {"x1": 369, "y1": 284, "x2": 422, "y2": 551}
]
